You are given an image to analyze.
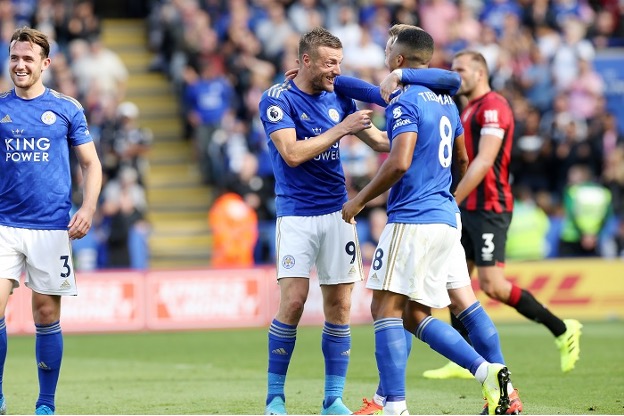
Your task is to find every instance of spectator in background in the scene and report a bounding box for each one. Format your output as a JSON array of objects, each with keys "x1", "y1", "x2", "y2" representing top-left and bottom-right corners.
[
  {"x1": 254, "y1": 1, "x2": 295, "y2": 64},
  {"x1": 551, "y1": 16, "x2": 595, "y2": 92},
  {"x1": 100, "y1": 166, "x2": 149, "y2": 269},
  {"x1": 183, "y1": 56, "x2": 235, "y2": 185},
  {"x1": 518, "y1": 44, "x2": 555, "y2": 114},
  {"x1": 559, "y1": 164, "x2": 613, "y2": 257},
  {"x1": 208, "y1": 192, "x2": 258, "y2": 267},
  {"x1": 102, "y1": 101, "x2": 153, "y2": 185},
  {"x1": 342, "y1": 26, "x2": 386, "y2": 78},
  {"x1": 505, "y1": 185, "x2": 551, "y2": 260},
  {"x1": 70, "y1": 32, "x2": 128, "y2": 103},
  {"x1": 224, "y1": 152, "x2": 275, "y2": 264},
  {"x1": 567, "y1": 57, "x2": 605, "y2": 121},
  {"x1": 65, "y1": 0, "x2": 100, "y2": 44}
]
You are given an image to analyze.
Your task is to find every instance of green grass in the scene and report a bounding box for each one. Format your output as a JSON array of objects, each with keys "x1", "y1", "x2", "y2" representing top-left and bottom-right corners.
[{"x1": 3, "y1": 321, "x2": 623, "y2": 414}]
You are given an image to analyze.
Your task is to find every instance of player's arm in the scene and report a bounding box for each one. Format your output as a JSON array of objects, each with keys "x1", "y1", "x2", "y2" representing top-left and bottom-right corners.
[
  {"x1": 451, "y1": 133, "x2": 468, "y2": 194},
  {"x1": 342, "y1": 131, "x2": 415, "y2": 223},
  {"x1": 379, "y1": 68, "x2": 462, "y2": 102},
  {"x1": 271, "y1": 109, "x2": 374, "y2": 167},
  {"x1": 69, "y1": 141, "x2": 102, "y2": 240},
  {"x1": 355, "y1": 124, "x2": 390, "y2": 153},
  {"x1": 453, "y1": 133, "x2": 502, "y2": 205},
  {"x1": 334, "y1": 76, "x2": 388, "y2": 107}
]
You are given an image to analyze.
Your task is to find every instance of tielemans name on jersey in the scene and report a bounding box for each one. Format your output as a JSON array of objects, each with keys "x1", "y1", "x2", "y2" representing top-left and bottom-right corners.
[
  {"x1": 418, "y1": 91, "x2": 454, "y2": 105},
  {"x1": 4, "y1": 137, "x2": 50, "y2": 162}
]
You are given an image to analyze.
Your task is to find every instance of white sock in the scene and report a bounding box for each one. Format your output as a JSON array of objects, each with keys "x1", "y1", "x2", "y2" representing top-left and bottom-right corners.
[
  {"x1": 475, "y1": 362, "x2": 489, "y2": 383},
  {"x1": 373, "y1": 393, "x2": 386, "y2": 406},
  {"x1": 384, "y1": 400, "x2": 407, "y2": 415}
]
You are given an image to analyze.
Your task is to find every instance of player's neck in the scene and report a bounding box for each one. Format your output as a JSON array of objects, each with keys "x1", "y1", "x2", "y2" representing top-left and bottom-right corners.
[
  {"x1": 14, "y1": 83, "x2": 46, "y2": 100},
  {"x1": 292, "y1": 75, "x2": 320, "y2": 95},
  {"x1": 468, "y1": 84, "x2": 491, "y2": 102}
]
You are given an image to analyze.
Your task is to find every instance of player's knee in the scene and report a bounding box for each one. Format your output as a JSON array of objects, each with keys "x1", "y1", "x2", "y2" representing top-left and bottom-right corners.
[{"x1": 280, "y1": 297, "x2": 306, "y2": 322}]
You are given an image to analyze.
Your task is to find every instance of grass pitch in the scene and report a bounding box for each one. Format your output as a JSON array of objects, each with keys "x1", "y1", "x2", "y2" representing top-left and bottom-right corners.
[{"x1": 3, "y1": 320, "x2": 623, "y2": 414}]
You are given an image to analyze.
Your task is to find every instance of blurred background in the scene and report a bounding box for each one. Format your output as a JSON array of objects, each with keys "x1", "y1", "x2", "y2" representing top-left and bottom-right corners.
[{"x1": 2, "y1": 0, "x2": 622, "y2": 271}]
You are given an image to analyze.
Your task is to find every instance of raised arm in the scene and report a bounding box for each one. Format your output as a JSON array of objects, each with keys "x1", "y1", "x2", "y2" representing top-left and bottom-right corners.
[
  {"x1": 334, "y1": 76, "x2": 388, "y2": 107},
  {"x1": 379, "y1": 68, "x2": 462, "y2": 102}
]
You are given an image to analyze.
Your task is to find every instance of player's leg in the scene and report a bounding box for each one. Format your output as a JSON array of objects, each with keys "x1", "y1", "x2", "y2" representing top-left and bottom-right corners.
[
  {"x1": 32, "y1": 293, "x2": 62, "y2": 416},
  {"x1": 353, "y1": 328, "x2": 412, "y2": 415},
  {"x1": 319, "y1": 283, "x2": 354, "y2": 415},
  {"x1": 472, "y1": 211, "x2": 582, "y2": 372},
  {"x1": 449, "y1": 286, "x2": 523, "y2": 415},
  {"x1": 0, "y1": 279, "x2": 13, "y2": 416},
  {"x1": 266, "y1": 278, "x2": 309, "y2": 415},
  {"x1": 316, "y1": 211, "x2": 364, "y2": 415},
  {"x1": 266, "y1": 216, "x2": 317, "y2": 415},
  {"x1": 371, "y1": 290, "x2": 409, "y2": 415},
  {"x1": 0, "y1": 225, "x2": 27, "y2": 415},
  {"x1": 24, "y1": 229, "x2": 77, "y2": 416},
  {"x1": 406, "y1": 301, "x2": 510, "y2": 416}
]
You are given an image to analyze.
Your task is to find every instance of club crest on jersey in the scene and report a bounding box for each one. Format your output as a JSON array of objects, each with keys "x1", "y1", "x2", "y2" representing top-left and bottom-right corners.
[
  {"x1": 392, "y1": 107, "x2": 402, "y2": 119},
  {"x1": 267, "y1": 106, "x2": 283, "y2": 123},
  {"x1": 41, "y1": 111, "x2": 56, "y2": 125},
  {"x1": 328, "y1": 108, "x2": 339, "y2": 122},
  {"x1": 282, "y1": 255, "x2": 295, "y2": 269}
]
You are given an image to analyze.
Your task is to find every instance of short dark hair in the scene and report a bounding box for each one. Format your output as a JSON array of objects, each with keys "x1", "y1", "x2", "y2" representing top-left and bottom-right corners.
[
  {"x1": 10, "y1": 26, "x2": 50, "y2": 58},
  {"x1": 298, "y1": 27, "x2": 342, "y2": 61},
  {"x1": 454, "y1": 50, "x2": 489, "y2": 75},
  {"x1": 393, "y1": 27, "x2": 434, "y2": 65}
]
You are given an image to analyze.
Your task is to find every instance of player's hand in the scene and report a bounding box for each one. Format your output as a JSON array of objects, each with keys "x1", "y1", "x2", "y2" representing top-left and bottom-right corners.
[
  {"x1": 67, "y1": 208, "x2": 94, "y2": 240},
  {"x1": 342, "y1": 198, "x2": 365, "y2": 224},
  {"x1": 342, "y1": 109, "x2": 373, "y2": 134},
  {"x1": 379, "y1": 70, "x2": 402, "y2": 103},
  {"x1": 284, "y1": 64, "x2": 299, "y2": 80}
]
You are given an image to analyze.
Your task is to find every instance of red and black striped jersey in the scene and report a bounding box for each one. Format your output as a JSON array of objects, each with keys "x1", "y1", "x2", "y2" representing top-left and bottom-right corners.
[{"x1": 460, "y1": 91, "x2": 514, "y2": 213}]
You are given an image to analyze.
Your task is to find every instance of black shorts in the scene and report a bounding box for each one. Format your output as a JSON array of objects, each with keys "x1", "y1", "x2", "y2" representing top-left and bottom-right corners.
[{"x1": 460, "y1": 209, "x2": 512, "y2": 266}]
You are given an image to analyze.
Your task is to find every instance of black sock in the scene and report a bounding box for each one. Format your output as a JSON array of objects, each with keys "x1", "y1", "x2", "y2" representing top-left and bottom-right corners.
[{"x1": 513, "y1": 289, "x2": 567, "y2": 337}]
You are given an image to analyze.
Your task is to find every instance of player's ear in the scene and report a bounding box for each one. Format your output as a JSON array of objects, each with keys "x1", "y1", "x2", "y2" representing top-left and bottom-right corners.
[{"x1": 41, "y1": 57, "x2": 52, "y2": 72}]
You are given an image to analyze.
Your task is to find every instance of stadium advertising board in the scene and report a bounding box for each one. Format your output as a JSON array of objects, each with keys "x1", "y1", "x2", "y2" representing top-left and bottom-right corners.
[{"x1": 5, "y1": 260, "x2": 623, "y2": 334}]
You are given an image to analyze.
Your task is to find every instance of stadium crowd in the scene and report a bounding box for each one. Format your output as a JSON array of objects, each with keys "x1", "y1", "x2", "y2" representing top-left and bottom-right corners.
[
  {"x1": 145, "y1": 0, "x2": 624, "y2": 264},
  {"x1": 1, "y1": 0, "x2": 623, "y2": 268}
]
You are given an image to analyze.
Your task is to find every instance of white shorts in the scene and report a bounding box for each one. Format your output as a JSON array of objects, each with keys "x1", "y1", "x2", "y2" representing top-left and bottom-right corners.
[
  {"x1": 276, "y1": 211, "x2": 364, "y2": 285},
  {"x1": 365, "y1": 217, "x2": 469, "y2": 308},
  {"x1": 0, "y1": 225, "x2": 78, "y2": 296}
]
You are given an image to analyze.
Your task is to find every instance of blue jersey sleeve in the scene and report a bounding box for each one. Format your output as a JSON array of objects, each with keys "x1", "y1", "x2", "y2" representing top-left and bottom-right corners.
[
  {"x1": 399, "y1": 68, "x2": 461, "y2": 96},
  {"x1": 334, "y1": 76, "x2": 388, "y2": 107}
]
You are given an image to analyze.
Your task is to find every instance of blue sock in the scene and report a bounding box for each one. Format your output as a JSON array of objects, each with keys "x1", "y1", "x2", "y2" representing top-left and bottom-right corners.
[
  {"x1": 374, "y1": 318, "x2": 407, "y2": 402},
  {"x1": 458, "y1": 302, "x2": 505, "y2": 364},
  {"x1": 375, "y1": 328, "x2": 412, "y2": 398},
  {"x1": 415, "y1": 316, "x2": 484, "y2": 375},
  {"x1": 0, "y1": 318, "x2": 6, "y2": 400},
  {"x1": 35, "y1": 321, "x2": 63, "y2": 411},
  {"x1": 322, "y1": 322, "x2": 351, "y2": 408},
  {"x1": 267, "y1": 319, "x2": 297, "y2": 405}
]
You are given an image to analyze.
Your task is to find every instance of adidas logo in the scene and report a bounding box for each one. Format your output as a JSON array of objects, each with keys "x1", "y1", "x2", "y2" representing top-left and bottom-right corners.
[
  {"x1": 300, "y1": 113, "x2": 309, "y2": 120},
  {"x1": 37, "y1": 361, "x2": 49, "y2": 370},
  {"x1": 348, "y1": 266, "x2": 356, "y2": 275},
  {"x1": 271, "y1": 348, "x2": 288, "y2": 355},
  {"x1": 370, "y1": 273, "x2": 378, "y2": 281},
  {"x1": 60, "y1": 280, "x2": 71, "y2": 289},
  {"x1": 341, "y1": 349, "x2": 351, "y2": 356},
  {"x1": 0, "y1": 115, "x2": 12, "y2": 123}
]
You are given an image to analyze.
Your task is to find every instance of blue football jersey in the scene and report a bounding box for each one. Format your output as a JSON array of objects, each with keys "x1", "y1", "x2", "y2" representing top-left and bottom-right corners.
[
  {"x1": 0, "y1": 88, "x2": 93, "y2": 230},
  {"x1": 385, "y1": 85, "x2": 464, "y2": 227},
  {"x1": 259, "y1": 80, "x2": 358, "y2": 217}
]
